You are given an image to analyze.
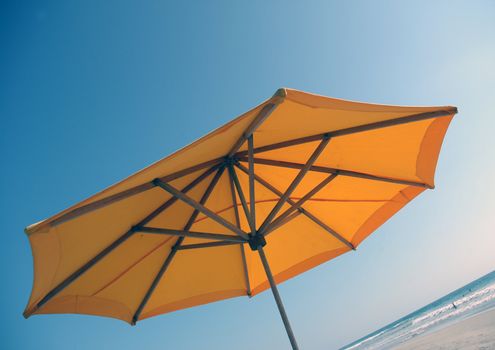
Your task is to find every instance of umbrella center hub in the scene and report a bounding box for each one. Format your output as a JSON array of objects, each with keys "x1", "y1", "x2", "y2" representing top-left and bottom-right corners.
[{"x1": 248, "y1": 233, "x2": 266, "y2": 251}]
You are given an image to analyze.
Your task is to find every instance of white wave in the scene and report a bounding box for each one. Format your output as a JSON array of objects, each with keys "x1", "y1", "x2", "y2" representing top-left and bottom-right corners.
[
  {"x1": 412, "y1": 284, "x2": 495, "y2": 325},
  {"x1": 343, "y1": 282, "x2": 495, "y2": 349}
]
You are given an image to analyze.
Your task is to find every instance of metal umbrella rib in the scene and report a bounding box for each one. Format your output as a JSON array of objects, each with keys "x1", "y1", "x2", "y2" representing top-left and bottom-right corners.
[
  {"x1": 235, "y1": 108, "x2": 456, "y2": 158},
  {"x1": 177, "y1": 241, "x2": 242, "y2": 250},
  {"x1": 237, "y1": 157, "x2": 431, "y2": 189},
  {"x1": 228, "y1": 164, "x2": 255, "y2": 234},
  {"x1": 228, "y1": 163, "x2": 252, "y2": 296}
]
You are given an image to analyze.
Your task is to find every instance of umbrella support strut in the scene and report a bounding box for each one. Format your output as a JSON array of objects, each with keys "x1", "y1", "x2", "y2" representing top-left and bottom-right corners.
[{"x1": 257, "y1": 245, "x2": 299, "y2": 350}]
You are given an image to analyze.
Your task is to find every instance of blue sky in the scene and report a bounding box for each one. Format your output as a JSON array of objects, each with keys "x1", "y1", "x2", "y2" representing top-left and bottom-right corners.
[{"x1": 1, "y1": 1, "x2": 494, "y2": 349}]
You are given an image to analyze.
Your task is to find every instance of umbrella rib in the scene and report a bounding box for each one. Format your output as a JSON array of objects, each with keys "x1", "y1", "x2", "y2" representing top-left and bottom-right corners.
[
  {"x1": 227, "y1": 91, "x2": 284, "y2": 157},
  {"x1": 263, "y1": 210, "x2": 303, "y2": 236},
  {"x1": 131, "y1": 238, "x2": 182, "y2": 325},
  {"x1": 135, "y1": 226, "x2": 246, "y2": 243},
  {"x1": 153, "y1": 178, "x2": 249, "y2": 240},
  {"x1": 248, "y1": 134, "x2": 256, "y2": 233},
  {"x1": 238, "y1": 157, "x2": 432, "y2": 189},
  {"x1": 235, "y1": 108, "x2": 456, "y2": 157},
  {"x1": 30, "y1": 159, "x2": 224, "y2": 234},
  {"x1": 257, "y1": 136, "x2": 331, "y2": 234},
  {"x1": 25, "y1": 165, "x2": 219, "y2": 318},
  {"x1": 235, "y1": 162, "x2": 355, "y2": 250},
  {"x1": 297, "y1": 209, "x2": 355, "y2": 250},
  {"x1": 177, "y1": 241, "x2": 242, "y2": 250},
  {"x1": 228, "y1": 164, "x2": 255, "y2": 233},
  {"x1": 263, "y1": 173, "x2": 338, "y2": 236},
  {"x1": 228, "y1": 167, "x2": 252, "y2": 296},
  {"x1": 132, "y1": 166, "x2": 225, "y2": 324}
]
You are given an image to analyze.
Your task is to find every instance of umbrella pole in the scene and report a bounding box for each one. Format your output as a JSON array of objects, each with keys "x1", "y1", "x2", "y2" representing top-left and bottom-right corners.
[{"x1": 257, "y1": 246, "x2": 299, "y2": 350}]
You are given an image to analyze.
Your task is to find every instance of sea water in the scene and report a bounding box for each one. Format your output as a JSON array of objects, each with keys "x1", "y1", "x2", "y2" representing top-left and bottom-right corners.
[{"x1": 340, "y1": 270, "x2": 495, "y2": 350}]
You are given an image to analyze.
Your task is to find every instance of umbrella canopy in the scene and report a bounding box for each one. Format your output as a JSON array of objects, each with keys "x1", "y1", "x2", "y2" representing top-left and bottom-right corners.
[{"x1": 23, "y1": 88, "x2": 457, "y2": 349}]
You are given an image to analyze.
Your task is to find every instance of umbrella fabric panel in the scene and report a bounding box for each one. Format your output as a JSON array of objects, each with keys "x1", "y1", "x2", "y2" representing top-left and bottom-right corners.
[
  {"x1": 139, "y1": 244, "x2": 246, "y2": 320},
  {"x1": 243, "y1": 88, "x2": 453, "y2": 155},
  {"x1": 351, "y1": 186, "x2": 424, "y2": 245},
  {"x1": 24, "y1": 169, "x2": 211, "y2": 318},
  {"x1": 25, "y1": 186, "x2": 168, "y2": 314},
  {"x1": 189, "y1": 210, "x2": 239, "y2": 236},
  {"x1": 302, "y1": 199, "x2": 398, "y2": 246},
  {"x1": 284, "y1": 88, "x2": 452, "y2": 114},
  {"x1": 245, "y1": 213, "x2": 351, "y2": 296},
  {"x1": 192, "y1": 170, "x2": 238, "y2": 229},
  {"x1": 87, "y1": 234, "x2": 175, "y2": 321},
  {"x1": 248, "y1": 247, "x2": 349, "y2": 297},
  {"x1": 250, "y1": 115, "x2": 454, "y2": 188},
  {"x1": 295, "y1": 176, "x2": 425, "y2": 247},
  {"x1": 316, "y1": 116, "x2": 454, "y2": 187},
  {"x1": 302, "y1": 175, "x2": 411, "y2": 201},
  {"x1": 290, "y1": 175, "x2": 414, "y2": 244},
  {"x1": 415, "y1": 116, "x2": 454, "y2": 185},
  {"x1": 36, "y1": 234, "x2": 176, "y2": 323}
]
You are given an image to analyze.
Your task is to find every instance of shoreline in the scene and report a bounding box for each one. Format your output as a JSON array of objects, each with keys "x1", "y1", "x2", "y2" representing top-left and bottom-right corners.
[{"x1": 396, "y1": 307, "x2": 495, "y2": 349}]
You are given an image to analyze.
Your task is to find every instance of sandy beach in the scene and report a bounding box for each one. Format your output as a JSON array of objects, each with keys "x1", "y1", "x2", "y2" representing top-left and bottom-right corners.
[{"x1": 397, "y1": 308, "x2": 495, "y2": 350}]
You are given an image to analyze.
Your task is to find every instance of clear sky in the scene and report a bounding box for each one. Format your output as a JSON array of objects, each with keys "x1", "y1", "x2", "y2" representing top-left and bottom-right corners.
[{"x1": 1, "y1": 1, "x2": 494, "y2": 349}]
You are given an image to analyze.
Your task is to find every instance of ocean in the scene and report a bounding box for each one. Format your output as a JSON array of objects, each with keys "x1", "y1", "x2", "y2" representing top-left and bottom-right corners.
[{"x1": 340, "y1": 270, "x2": 495, "y2": 350}]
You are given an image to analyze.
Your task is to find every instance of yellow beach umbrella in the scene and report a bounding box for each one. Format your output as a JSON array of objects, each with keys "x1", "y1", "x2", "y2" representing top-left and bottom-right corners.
[{"x1": 23, "y1": 88, "x2": 457, "y2": 349}]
